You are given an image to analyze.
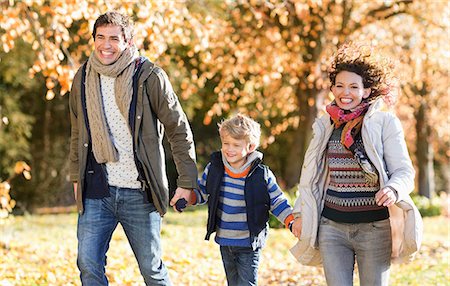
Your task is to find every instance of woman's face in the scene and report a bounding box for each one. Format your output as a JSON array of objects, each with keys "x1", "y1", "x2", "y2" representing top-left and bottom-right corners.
[{"x1": 331, "y1": 71, "x2": 371, "y2": 110}]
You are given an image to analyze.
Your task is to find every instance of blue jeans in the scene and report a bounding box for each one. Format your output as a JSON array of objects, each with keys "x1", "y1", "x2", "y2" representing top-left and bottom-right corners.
[
  {"x1": 77, "y1": 186, "x2": 171, "y2": 286},
  {"x1": 220, "y1": 245, "x2": 261, "y2": 286},
  {"x1": 318, "y1": 217, "x2": 392, "y2": 286}
]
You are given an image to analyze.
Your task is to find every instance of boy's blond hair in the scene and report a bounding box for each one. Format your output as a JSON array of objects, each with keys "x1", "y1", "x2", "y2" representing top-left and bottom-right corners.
[{"x1": 218, "y1": 114, "x2": 261, "y2": 148}]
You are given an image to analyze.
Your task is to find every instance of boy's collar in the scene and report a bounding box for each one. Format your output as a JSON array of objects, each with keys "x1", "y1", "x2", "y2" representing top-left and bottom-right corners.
[{"x1": 221, "y1": 150, "x2": 263, "y2": 175}]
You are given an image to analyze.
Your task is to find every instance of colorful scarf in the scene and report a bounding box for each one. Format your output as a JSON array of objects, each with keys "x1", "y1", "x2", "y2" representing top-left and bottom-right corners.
[
  {"x1": 326, "y1": 101, "x2": 369, "y2": 150},
  {"x1": 85, "y1": 45, "x2": 139, "y2": 163},
  {"x1": 326, "y1": 101, "x2": 378, "y2": 184}
]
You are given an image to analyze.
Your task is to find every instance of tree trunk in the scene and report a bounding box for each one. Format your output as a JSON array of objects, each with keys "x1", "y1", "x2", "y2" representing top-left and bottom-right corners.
[
  {"x1": 416, "y1": 100, "x2": 435, "y2": 198},
  {"x1": 284, "y1": 89, "x2": 318, "y2": 189}
]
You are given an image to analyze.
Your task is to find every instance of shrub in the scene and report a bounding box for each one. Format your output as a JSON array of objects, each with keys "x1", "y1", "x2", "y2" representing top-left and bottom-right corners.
[{"x1": 411, "y1": 194, "x2": 442, "y2": 217}]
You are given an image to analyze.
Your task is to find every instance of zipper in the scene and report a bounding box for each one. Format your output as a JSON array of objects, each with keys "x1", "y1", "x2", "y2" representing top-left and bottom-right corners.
[{"x1": 247, "y1": 158, "x2": 262, "y2": 177}]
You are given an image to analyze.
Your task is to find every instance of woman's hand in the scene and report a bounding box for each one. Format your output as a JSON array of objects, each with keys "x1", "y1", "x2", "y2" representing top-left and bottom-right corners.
[{"x1": 375, "y1": 187, "x2": 398, "y2": 207}]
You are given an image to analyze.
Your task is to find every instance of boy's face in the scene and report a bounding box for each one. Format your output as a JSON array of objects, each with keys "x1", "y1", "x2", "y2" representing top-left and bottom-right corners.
[
  {"x1": 220, "y1": 132, "x2": 255, "y2": 169},
  {"x1": 94, "y1": 25, "x2": 129, "y2": 65}
]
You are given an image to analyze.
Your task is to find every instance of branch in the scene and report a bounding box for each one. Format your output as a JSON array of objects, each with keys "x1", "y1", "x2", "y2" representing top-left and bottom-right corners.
[{"x1": 350, "y1": 0, "x2": 414, "y2": 33}]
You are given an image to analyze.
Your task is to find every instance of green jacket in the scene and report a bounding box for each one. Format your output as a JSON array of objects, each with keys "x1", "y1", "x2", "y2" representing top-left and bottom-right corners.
[{"x1": 69, "y1": 58, "x2": 198, "y2": 216}]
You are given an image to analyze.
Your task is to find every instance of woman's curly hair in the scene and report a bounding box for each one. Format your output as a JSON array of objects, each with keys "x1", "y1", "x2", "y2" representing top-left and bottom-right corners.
[{"x1": 328, "y1": 42, "x2": 397, "y2": 105}]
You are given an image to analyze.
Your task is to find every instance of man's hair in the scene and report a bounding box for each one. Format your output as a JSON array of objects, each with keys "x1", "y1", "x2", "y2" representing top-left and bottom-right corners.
[
  {"x1": 218, "y1": 114, "x2": 261, "y2": 148},
  {"x1": 328, "y1": 42, "x2": 396, "y2": 103},
  {"x1": 92, "y1": 11, "x2": 134, "y2": 42}
]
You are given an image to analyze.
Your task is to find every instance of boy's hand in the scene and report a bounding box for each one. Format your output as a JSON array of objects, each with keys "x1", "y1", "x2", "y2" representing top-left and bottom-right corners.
[
  {"x1": 170, "y1": 187, "x2": 192, "y2": 212},
  {"x1": 291, "y1": 217, "x2": 302, "y2": 238}
]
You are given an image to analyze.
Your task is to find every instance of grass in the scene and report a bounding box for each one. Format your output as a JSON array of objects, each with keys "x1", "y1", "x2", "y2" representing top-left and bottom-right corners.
[{"x1": 0, "y1": 209, "x2": 448, "y2": 285}]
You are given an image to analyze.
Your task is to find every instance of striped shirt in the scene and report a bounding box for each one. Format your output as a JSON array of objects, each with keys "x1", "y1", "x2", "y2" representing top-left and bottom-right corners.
[{"x1": 194, "y1": 151, "x2": 293, "y2": 247}]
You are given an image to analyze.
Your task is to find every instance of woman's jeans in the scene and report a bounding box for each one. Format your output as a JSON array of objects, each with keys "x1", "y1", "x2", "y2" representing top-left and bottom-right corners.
[
  {"x1": 77, "y1": 186, "x2": 171, "y2": 286},
  {"x1": 318, "y1": 217, "x2": 392, "y2": 286},
  {"x1": 220, "y1": 245, "x2": 261, "y2": 286}
]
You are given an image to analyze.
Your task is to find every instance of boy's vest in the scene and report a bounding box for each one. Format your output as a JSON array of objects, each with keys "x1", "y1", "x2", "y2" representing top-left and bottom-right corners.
[{"x1": 205, "y1": 151, "x2": 271, "y2": 250}]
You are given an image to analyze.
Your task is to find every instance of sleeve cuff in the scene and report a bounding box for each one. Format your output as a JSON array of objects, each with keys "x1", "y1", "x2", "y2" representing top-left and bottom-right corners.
[
  {"x1": 189, "y1": 191, "x2": 197, "y2": 205},
  {"x1": 70, "y1": 173, "x2": 79, "y2": 182},
  {"x1": 176, "y1": 178, "x2": 198, "y2": 190},
  {"x1": 284, "y1": 214, "x2": 295, "y2": 229},
  {"x1": 386, "y1": 186, "x2": 399, "y2": 202},
  {"x1": 293, "y1": 212, "x2": 301, "y2": 219}
]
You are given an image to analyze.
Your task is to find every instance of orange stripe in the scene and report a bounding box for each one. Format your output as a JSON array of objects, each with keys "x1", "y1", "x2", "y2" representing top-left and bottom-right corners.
[
  {"x1": 224, "y1": 165, "x2": 251, "y2": 178},
  {"x1": 189, "y1": 192, "x2": 197, "y2": 205},
  {"x1": 284, "y1": 214, "x2": 294, "y2": 228}
]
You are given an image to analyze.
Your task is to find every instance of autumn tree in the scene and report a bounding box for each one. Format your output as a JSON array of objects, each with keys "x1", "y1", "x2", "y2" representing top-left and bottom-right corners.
[
  {"x1": 0, "y1": 41, "x2": 34, "y2": 181},
  {"x1": 0, "y1": 0, "x2": 211, "y2": 209},
  {"x1": 0, "y1": 38, "x2": 37, "y2": 212},
  {"x1": 178, "y1": 0, "x2": 415, "y2": 188},
  {"x1": 391, "y1": 2, "x2": 449, "y2": 197},
  {"x1": 1, "y1": 0, "x2": 447, "y2": 210}
]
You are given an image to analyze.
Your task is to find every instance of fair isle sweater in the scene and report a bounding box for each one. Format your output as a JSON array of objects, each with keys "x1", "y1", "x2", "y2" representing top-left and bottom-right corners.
[
  {"x1": 322, "y1": 126, "x2": 389, "y2": 223},
  {"x1": 194, "y1": 151, "x2": 294, "y2": 247}
]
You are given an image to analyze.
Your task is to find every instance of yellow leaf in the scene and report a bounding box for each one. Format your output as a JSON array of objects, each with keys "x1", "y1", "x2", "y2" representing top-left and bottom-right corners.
[
  {"x1": 23, "y1": 170, "x2": 32, "y2": 180},
  {"x1": 14, "y1": 161, "x2": 31, "y2": 174},
  {"x1": 46, "y1": 89, "x2": 55, "y2": 100}
]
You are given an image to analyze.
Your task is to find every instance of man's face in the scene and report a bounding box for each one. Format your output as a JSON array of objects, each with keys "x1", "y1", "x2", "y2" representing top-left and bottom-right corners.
[{"x1": 94, "y1": 25, "x2": 129, "y2": 65}]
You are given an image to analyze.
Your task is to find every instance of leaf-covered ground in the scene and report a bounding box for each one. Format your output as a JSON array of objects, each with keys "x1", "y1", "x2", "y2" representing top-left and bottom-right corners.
[{"x1": 0, "y1": 208, "x2": 448, "y2": 285}]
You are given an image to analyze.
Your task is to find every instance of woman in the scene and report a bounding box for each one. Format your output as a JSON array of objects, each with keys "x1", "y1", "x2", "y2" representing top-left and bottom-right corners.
[{"x1": 290, "y1": 43, "x2": 422, "y2": 286}]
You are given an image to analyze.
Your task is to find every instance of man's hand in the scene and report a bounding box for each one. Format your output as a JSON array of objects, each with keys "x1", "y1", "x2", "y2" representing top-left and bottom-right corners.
[
  {"x1": 291, "y1": 217, "x2": 302, "y2": 239},
  {"x1": 170, "y1": 187, "x2": 193, "y2": 212},
  {"x1": 73, "y1": 182, "x2": 78, "y2": 201}
]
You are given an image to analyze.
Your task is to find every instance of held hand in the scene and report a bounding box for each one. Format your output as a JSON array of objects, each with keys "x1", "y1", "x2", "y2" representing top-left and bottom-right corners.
[
  {"x1": 170, "y1": 187, "x2": 193, "y2": 212},
  {"x1": 73, "y1": 182, "x2": 78, "y2": 201},
  {"x1": 175, "y1": 198, "x2": 188, "y2": 212},
  {"x1": 375, "y1": 187, "x2": 397, "y2": 207},
  {"x1": 291, "y1": 217, "x2": 302, "y2": 239}
]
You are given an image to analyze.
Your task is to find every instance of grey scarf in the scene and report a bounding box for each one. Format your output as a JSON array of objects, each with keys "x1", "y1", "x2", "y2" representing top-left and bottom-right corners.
[{"x1": 85, "y1": 45, "x2": 139, "y2": 163}]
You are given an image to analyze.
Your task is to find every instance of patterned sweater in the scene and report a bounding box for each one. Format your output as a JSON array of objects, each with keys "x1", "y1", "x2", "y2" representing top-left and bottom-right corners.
[
  {"x1": 100, "y1": 75, "x2": 140, "y2": 189},
  {"x1": 194, "y1": 151, "x2": 294, "y2": 247},
  {"x1": 322, "y1": 127, "x2": 389, "y2": 223}
]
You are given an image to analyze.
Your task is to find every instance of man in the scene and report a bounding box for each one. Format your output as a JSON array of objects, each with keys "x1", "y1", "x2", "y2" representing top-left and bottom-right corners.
[{"x1": 69, "y1": 11, "x2": 197, "y2": 285}]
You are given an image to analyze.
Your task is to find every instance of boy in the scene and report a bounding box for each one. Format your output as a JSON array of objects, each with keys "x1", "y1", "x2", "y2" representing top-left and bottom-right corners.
[{"x1": 178, "y1": 114, "x2": 294, "y2": 285}]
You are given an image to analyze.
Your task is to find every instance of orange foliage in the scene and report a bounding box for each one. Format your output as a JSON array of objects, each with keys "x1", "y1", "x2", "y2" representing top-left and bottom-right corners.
[
  {"x1": 0, "y1": 0, "x2": 210, "y2": 99},
  {"x1": 1, "y1": 0, "x2": 448, "y2": 186},
  {"x1": 0, "y1": 161, "x2": 31, "y2": 218}
]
